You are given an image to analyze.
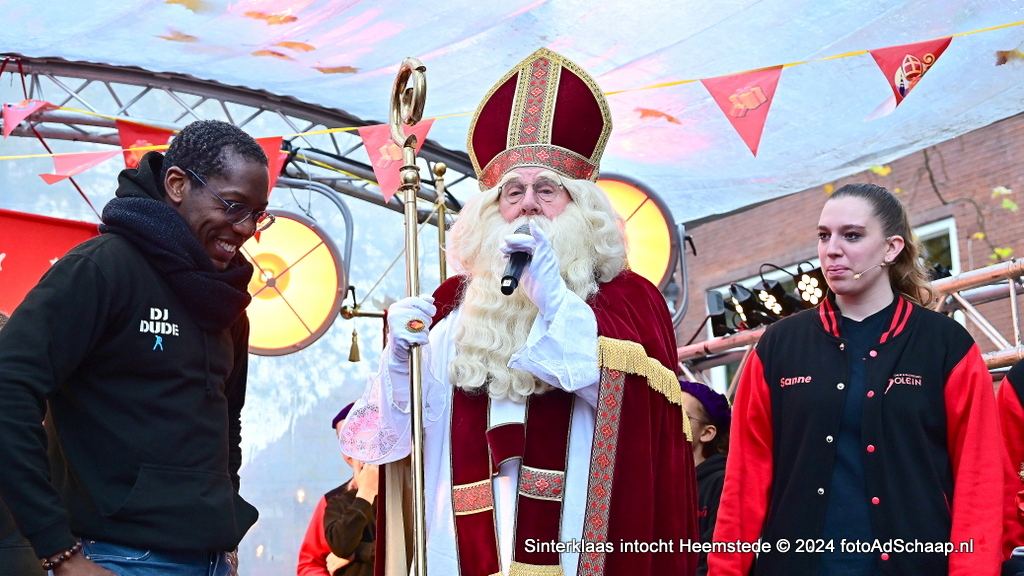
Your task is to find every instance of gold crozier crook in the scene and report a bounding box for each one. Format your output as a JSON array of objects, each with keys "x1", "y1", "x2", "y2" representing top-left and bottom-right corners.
[{"x1": 386, "y1": 57, "x2": 429, "y2": 576}]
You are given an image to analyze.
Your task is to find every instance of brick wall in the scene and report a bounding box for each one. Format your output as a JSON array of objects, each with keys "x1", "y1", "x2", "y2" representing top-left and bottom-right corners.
[{"x1": 677, "y1": 112, "x2": 1024, "y2": 357}]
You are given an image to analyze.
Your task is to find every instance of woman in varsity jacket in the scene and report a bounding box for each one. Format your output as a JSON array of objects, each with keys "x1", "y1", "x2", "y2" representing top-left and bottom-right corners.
[{"x1": 709, "y1": 183, "x2": 1002, "y2": 576}]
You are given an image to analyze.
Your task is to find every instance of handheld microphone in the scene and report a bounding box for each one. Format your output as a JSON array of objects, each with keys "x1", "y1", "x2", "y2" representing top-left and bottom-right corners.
[
  {"x1": 852, "y1": 262, "x2": 886, "y2": 280},
  {"x1": 501, "y1": 224, "x2": 532, "y2": 296}
]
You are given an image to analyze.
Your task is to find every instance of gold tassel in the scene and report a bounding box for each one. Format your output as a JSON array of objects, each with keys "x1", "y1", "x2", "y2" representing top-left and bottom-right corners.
[
  {"x1": 348, "y1": 328, "x2": 361, "y2": 362},
  {"x1": 597, "y1": 336, "x2": 693, "y2": 442}
]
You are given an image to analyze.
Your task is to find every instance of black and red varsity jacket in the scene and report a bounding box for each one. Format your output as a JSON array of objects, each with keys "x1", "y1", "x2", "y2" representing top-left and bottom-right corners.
[{"x1": 709, "y1": 295, "x2": 1002, "y2": 576}]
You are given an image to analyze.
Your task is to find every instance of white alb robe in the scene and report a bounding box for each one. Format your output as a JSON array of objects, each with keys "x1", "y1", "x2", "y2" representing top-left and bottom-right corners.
[{"x1": 341, "y1": 293, "x2": 599, "y2": 576}]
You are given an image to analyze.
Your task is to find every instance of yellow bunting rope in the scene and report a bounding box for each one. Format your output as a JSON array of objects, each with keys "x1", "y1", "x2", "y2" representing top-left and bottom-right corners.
[
  {"x1": 604, "y1": 18, "x2": 1024, "y2": 96},
  {"x1": 0, "y1": 142, "x2": 167, "y2": 161},
  {"x1": 293, "y1": 153, "x2": 362, "y2": 178},
  {"x1": 1, "y1": 18, "x2": 1021, "y2": 162},
  {"x1": 56, "y1": 106, "x2": 125, "y2": 123},
  {"x1": 0, "y1": 109, "x2": 467, "y2": 162}
]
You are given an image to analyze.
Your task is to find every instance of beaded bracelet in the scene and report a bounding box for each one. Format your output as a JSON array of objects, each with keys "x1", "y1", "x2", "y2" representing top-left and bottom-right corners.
[{"x1": 40, "y1": 540, "x2": 82, "y2": 571}]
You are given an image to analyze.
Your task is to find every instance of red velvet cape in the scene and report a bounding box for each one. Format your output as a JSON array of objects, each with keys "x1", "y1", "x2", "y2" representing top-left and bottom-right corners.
[{"x1": 374, "y1": 271, "x2": 698, "y2": 575}]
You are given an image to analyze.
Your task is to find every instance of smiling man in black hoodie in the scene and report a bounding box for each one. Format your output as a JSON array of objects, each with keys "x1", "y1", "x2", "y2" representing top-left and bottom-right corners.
[{"x1": 0, "y1": 120, "x2": 270, "y2": 575}]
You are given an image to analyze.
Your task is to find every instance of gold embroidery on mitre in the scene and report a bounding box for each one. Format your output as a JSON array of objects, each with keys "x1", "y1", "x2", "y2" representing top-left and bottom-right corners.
[
  {"x1": 539, "y1": 56, "x2": 560, "y2": 147},
  {"x1": 467, "y1": 47, "x2": 613, "y2": 189},
  {"x1": 507, "y1": 64, "x2": 531, "y2": 150}
]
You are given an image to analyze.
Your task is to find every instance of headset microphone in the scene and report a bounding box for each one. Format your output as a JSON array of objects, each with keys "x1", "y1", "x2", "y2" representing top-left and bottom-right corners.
[{"x1": 852, "y1": 262, "x2": 886, "y2": 280}]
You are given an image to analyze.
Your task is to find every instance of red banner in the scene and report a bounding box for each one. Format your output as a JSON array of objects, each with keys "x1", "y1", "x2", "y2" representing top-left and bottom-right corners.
[
  {"x1": 702, "y1": 66, "x2": 783, "y2": 157},
  {"x1": 0, "y1": 209, "x2": 99, "y2": 315},
  {"x1": 115, "y1": 119, "x2": 174, "y2": 168},
  {"x1": 256, "y1": 136, "x2": 288, "y2": 194},
  {"x1": 39, "y1": 151, "x2": 120, "y2": 184},
  {"x1": 870, "y1": 37, "x2": 952, "y2": 105},
  {"x1": 358, "y1": 119, "x2": 434, "y2": 202},
  {"x1": 2, "y1": 99, "x2": 54, "y2": 139}
]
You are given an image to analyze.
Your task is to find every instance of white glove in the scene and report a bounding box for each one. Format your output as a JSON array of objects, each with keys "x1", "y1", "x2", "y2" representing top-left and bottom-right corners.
[
  {"x1": 500, "y1": 221, "x2": 568, "y2": 318},
  {"x1": 386, "y1": 295, "x2": 436, "y2": 373}
]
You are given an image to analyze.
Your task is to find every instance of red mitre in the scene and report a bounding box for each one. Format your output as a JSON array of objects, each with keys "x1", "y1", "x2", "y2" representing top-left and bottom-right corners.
[{"x1": 467, "y1": 48, "x2": 613, "y2": 190}]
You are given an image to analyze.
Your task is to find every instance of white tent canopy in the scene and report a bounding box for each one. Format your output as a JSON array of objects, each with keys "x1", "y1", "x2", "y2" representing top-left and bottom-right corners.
[
  {"x1": 3, "y1": 0, "x2": 1023, "y2": 222},
  {"x1": 2, "y1": 3, "x2": 1023, "y2": 573}
]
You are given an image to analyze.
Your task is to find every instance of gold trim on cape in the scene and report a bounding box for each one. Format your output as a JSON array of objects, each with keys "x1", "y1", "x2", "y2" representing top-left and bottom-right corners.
[
  {"x1": 597, "y1": 336, "x2": 693, "y2": 442},
  {"x1": 509, "y1": 560, "x2": 566, "y2": 576}
]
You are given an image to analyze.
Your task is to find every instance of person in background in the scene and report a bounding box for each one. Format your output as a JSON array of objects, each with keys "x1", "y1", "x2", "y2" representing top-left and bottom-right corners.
[
  {"x1": 323, "y1": 405, "x2": 378, "y2": 576},
  {"x1": 710, "y1": 183, "x2": 1002, "y2": 576},
  {"x1": 680, "y1": 379, "x2": 731, "y2": 576},
  {"x1": 0, "y1": 119, "x2": 269, "y2": 575},
  {"x1": 297, "y1": 403, "x2": 377, "y2": 576}
]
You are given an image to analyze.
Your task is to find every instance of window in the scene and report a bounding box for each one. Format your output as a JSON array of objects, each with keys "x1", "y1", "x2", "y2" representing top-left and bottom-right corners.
[{"x1": 915, "y1": 218, "x2": 959, "y2": 278}]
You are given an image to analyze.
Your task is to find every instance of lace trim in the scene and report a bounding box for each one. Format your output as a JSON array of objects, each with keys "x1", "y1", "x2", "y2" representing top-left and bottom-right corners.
[{"x1": 340, "y1": 402, "x2": 399, "y2": 460}]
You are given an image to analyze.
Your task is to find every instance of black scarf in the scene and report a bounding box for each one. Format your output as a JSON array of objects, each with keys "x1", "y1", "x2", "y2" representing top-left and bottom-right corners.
[{"x1": 99, "y1": 153, "x2": 253, "y2": 332}]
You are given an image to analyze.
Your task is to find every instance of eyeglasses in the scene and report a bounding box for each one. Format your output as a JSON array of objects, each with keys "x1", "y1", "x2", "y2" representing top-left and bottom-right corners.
[
  {"x1": 186, "y1": 169, "x2": 275, "y2": 232},
  {"x1": 498, "y1": 177, "x2": 567, "y2": 205},
  {"x1": 685, "y1": 412, "x2": 709, "y2": 427}
]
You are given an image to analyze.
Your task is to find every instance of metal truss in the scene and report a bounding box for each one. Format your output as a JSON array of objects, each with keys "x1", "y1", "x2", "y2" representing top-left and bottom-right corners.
[
  {"x1": 930, "y1": 260, "x2": 1024, "y2": 367},
  {"x1": 1, "y1": 54, "x2": 691, "y2": 324},
  {"x1": 0, "y1": 54, "x2": 473, "y2": 220},
  {"x1": 679, "y1": 260, "x2": 1024, "y2": 390}
]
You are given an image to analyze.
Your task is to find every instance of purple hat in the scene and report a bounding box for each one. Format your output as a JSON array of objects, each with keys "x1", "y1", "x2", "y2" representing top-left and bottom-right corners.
[
  {"x1": 679, "y1": 380, "x2": 731, "y2": 431},
  {"x1": 331, "y1": 402, "x2": 355, "y2": 430}
]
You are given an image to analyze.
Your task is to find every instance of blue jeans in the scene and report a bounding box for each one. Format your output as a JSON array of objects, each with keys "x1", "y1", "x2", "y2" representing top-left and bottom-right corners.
[{"x1": 78, "y1": 540, "x2": 230, "y2": 576}]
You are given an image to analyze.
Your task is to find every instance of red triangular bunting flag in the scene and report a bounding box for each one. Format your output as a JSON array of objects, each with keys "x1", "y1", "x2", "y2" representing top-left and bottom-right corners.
[
  {"x1": 39, "y1": 151, "x2": 119, "y2": 184},
  {"x1": 358, "y1": 119, "x2": 435, "y2": 202},
  {"x1": 3, "y1": 99, "x2": 55, "y2": 139},
  {"x1": 870, "y1": 37, "x2": 952, "y2": 105},
  {"x1": 702, "y1": 66, "x2": 783, "y2": 157},
  {"x1": 255, "y1": 136, "x2": 288, "y2": 196},
  {"x1": 116, "y1": 119, "x2": 174, "y2": 168}
]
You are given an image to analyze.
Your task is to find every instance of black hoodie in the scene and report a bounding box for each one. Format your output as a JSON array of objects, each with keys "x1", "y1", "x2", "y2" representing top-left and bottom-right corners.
[{"x1": 0, "y1": 154, "x2": 257, "y2": 558}]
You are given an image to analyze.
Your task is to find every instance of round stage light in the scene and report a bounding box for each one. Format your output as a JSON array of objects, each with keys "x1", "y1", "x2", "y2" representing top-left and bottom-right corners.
[
  {"x1": 596, "y1": 175, "x2": 677, "y2": 290},
  {"x1": 241, "y1": 211, "x2": 346, "y2": 356}
]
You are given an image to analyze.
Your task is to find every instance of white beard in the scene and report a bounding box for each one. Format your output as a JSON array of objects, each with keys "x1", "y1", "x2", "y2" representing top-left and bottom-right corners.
[{"x1": 449, "y1": 203, "x2": 600, "y2": 402}]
